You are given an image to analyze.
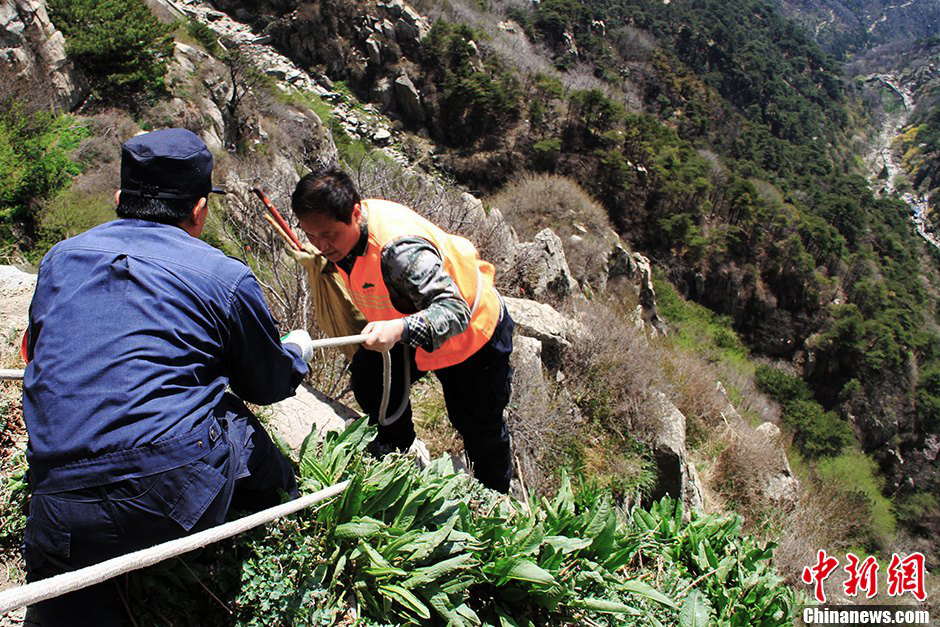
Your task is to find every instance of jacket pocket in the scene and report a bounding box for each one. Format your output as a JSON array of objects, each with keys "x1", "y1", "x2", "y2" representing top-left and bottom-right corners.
[
  {"x1": 22, "y1": 495, "x2": 72, "y2": 575},
  {"x1": 152, "y1": 460, "x2": 227, "y2": 532}
]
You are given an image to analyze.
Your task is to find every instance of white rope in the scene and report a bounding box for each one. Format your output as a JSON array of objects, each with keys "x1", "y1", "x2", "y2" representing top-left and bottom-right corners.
[
  {"x1": 309, "y1": 334, "x2": 369, "y2": 350},
  {"x1": 0, "y1": 333, "x2": 402, "y2": 611},
  {"x1": 0, "y1": 480, "x2": 349, "y2": 614},
  {"x1": 0, "y1": 334, "x2": 372, "y2": 382}
]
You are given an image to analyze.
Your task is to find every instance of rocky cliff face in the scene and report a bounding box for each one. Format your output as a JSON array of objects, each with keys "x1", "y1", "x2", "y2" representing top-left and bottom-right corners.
[
  {"x1": 0, "y1": 0, "x2": 83, "y2": 109},
  {"x1": 207, "y1": 0, "x2": 431, "y2": 129}
]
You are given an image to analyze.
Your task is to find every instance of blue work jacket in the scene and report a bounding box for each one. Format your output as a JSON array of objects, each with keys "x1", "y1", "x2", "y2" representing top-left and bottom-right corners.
[{"x1": 23, "y1": 219, "x2": 308, "y2": 492}]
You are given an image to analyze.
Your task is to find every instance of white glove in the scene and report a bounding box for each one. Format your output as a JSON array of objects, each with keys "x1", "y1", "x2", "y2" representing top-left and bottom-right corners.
[{"x1": 281, "y1": 329, "x2": 314, "y2": 362}]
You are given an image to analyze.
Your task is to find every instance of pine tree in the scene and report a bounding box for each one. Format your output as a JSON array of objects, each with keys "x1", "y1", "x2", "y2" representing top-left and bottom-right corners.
[{"x1": 47, "y1": 0, "x2": 174, "y2": 105}]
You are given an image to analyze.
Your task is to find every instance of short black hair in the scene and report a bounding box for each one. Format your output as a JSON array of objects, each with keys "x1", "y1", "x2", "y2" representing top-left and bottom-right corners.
[
  {"x1": 291, "y1": 167, "x2": 360, "y2": 224},
  {"x1": 116, "y1": 194, "x2": 198, "y2": 225}
]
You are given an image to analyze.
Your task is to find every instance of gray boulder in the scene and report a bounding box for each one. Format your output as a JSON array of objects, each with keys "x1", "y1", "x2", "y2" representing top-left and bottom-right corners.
[
  {"x1": 754, "y1": 422, "x2": 801, "y2": 506},
  {"x1": 269, "y1": 382, "x2": 357, "y2": 454},
  {"x1": 0, "y1": 265, "x2": 36, "y2": 345},
  {"x1": 644, "y1": 393, "x2": 705, "y2": 516},
  {"x1": 394, "y1": 72, "x2": 425, "y2": 123},
  {"x1": 513, "y1": 229, "x2": 580, "y2": 301},
  {"x1": 504, "y1": 297, "x2": 584, "y2": 366},
  {"x1": 1, "y1": 0, "x2": 84, "y2": 109}
]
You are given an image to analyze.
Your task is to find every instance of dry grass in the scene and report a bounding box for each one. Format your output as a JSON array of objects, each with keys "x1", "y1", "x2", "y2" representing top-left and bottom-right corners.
[
  {"x1": 562, "y1": 298, "x2": 662, "y2": 442},
  {"x1": 410, "y1": 378, "x2": 462, "y2": 459},
  {"x1": 487, "y1": 173, "x2": 614, "y2": 289},
  {"x1": 774, "y1": 485, "x2": 874, "y2": 585},
  {"x1": 504, "y1": 363, "x2": 578, "y2": 496},
  {"x1": 350, "y1": 154, "x2": 518, "y2": 272},
  {"x1": 709, "y1": 425, "x2": 792, "y2": 528},
  {"x1": 655, "y1": 346, "x2": 731, "y2": 447}
]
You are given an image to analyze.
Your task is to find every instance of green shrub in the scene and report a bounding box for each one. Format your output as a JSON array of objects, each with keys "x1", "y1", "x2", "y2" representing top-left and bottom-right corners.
[
  {"x1": 782, "y1": 400, "x2": 853, "y2": 458},
  {"x1": 184, "y1": 19, "x2": 222, "y2": 56},
  {"x1": 47, "y1": 0, "x2": 174, "y2": 105},
  {"x1": 425, "y1": 21, "x2": 521, "y2": 145},
  {"x1": 532, "y1": 137, "x2": 562, "y2": 169},
  {"x1": 0, "y1": 106, "x2": 87, "y2": 229},
  {"x1": 230, "y1": 419, "x2": 797, "y2": 624},
  {"x1": 915, "y1": 363, "x2": 940, "y2": 434},
  {"x1": 0, "y1": 448, "x2": 27, "y2": 556},
  {"x1": 754, "y1": 365, "x2": 812, "y2": 404},
  {"x1": 32, "y1": 189, "x2": 115, "y2": 262},
  {"x1": 816, "y1": 450, "x2": 897, "y2": 549}
]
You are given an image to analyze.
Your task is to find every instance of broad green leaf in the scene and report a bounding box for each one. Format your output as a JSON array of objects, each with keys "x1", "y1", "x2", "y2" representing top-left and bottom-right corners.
[
  {"x1": 454, "y1": 603, "x2": 481, "y2": 624},
  {"x1": 392, "y1": 485, "x2": 437, "y2": 531},
  {"x1": 378, "y1": 584, "x2": 431, "y2": 620},
  {"x1": 361, "y1": 472, "x2": 412, "y2": 517},
  {"x1": 407, "y1": 514, "x2": 459, "y2": 562},
  {"x1": 584, "y1": 497, "x2": 612, "y2": 537},
  {"x1": 703, "y1": 541, "x2": 719, "y2": 570},
  {"x1": 633, "y1": 509, "x2": 657, "y2": 532},
  {"x1": 544, "y1": 535, "x2": 592, "y2": 554},
  {"x1": 428, "y1": 591, "x2": 462, "y2": 623},
  {"x1": 603, "y1": 542, "x2": 639, "y2": 571},
  {"x1": 358, "y1": 541, "x2": 392, "y2": 569},
  {"x1": 511, "y1": 522, "x2": 546, "y2": 556},
  {"x1": 485, "y1": 557, "x2": 556, "y2": 586},
  {"x1": 300, "y1": 456, "x2": 332, "y2": 487},
  {"x1": 334, "y1": 516, "x2": 386, "y2": 540},
  {"x1": 437, "y1": 574, "x2": 475, "y2": 595},
  {"x1": 554, "y1": 470, "x2": 575, "y2": 516},
  {"x1": 336, "y1": 474, "x2": 365, "y2": 522},
  {"x1": 402, "y1": 553, "x2": 477, "y2": 589},
  {"x1": 570, "y1": 598, "x2": 641, "y2": 615},
  {"x1": 679, "y1": 590, "x2": 712, "y2": 627},
  {"x1": 622, "y1": 579, "x2": 676, "y2": 608},
  {"x1": 590, "y1": 507, "x2": 618, "y2": 555},
  {"x1": 692, "y1": 542, "x2": 711, "y2": 572},
  {"x1": 428, "y1": 455, "x2": 455, "y2": 476},
  {"x1": 330, "y1": 554, "x2": 347, "y2": 585},
  {"x1": 364, "y1": 566, "x2": 409, "y2": 578}
]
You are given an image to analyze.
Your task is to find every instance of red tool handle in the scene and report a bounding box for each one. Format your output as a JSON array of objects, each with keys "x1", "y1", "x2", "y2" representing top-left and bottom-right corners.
[{"x1": 251, "y1": 187, "x2": 304, "y2": 251}]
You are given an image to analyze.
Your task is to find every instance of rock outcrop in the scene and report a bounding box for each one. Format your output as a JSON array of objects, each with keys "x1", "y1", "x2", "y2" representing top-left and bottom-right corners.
[
  {"x1": 645, "y1": 393, "x2": 705, "y2": 516},
  {"x1": 754, "y1": 422, "x2": 801, "y2": 506},
  {"x1": 512, "y1": 229, "x2": 581, "y2": 302},
  {"x1": 0, "y1": 266, "x2": 35, "y2": 359},
  {"x1": 504, "y1": 296, "x2": 585, "y2": 368},
  {"x1": 0, "y1": 0, "x2": 84, "y2": 109},
  {"x1": 269, "y1": 382, "x2": 357, "y2": 453}
]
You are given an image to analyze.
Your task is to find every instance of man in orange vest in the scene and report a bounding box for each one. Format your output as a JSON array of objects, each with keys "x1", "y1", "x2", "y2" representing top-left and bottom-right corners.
[{"x1": 291, "y1": 168, "x2": 514, "y2": 493}]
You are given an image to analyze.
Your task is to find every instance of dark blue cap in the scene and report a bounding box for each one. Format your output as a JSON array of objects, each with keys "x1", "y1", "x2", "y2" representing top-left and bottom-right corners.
[{"x1": 120, "y1": 128, "x2": 225, "y2": 200}]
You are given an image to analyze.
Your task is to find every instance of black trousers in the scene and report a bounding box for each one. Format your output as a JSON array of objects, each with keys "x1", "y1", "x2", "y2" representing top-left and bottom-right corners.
[
  {"x1": 351, "y1": 313, "x2": 514, "y2": 493},
  {"x1": 23, "y1": 398, "x2": 297, "y2": 627}
]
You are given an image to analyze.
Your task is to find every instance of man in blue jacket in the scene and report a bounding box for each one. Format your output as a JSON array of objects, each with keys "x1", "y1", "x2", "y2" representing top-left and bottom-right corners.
[{"x1": 22, "y1": 128, "x2": 315, "y2": 625}]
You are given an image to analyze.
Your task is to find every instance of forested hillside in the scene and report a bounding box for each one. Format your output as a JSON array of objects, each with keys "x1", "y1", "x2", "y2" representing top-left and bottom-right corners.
[{"x1": 776, "y1": 0, "x2": 940, "y2": 58}]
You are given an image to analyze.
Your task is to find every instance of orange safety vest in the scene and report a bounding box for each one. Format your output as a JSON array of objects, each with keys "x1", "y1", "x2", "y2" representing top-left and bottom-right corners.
[{"x1": 336, "y1": 199, "x2": 500, "y2": 371}]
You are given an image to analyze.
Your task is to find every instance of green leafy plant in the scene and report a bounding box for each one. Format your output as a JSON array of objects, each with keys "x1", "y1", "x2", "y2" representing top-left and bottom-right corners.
[{"x1": 228, "y1": 419, "x2": 797, "y2": 625}]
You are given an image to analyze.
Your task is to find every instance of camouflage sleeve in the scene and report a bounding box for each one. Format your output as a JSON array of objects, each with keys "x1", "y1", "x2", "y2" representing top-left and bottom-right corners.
[{"x1": 381, "y1": 237, "x2": 471, "y2": 351}]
